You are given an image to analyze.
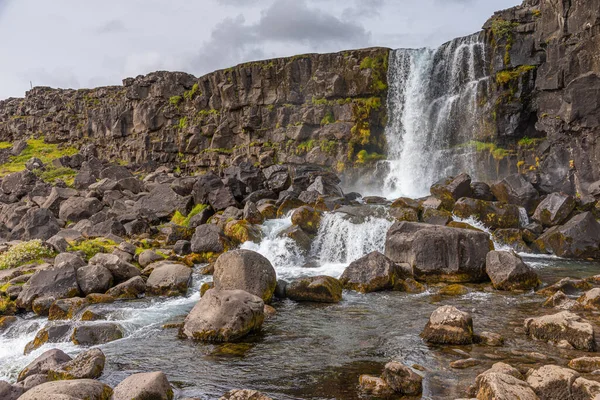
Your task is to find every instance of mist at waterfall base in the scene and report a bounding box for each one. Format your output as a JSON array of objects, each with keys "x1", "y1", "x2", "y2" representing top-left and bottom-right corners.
[{"x1": 349, "y1": 33, "x2": 490, "y2": 200}]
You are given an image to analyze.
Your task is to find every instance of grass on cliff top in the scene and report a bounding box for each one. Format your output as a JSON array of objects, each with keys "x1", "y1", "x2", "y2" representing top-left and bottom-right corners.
[
  {"x1": 0, "y1": 240, "x2": 56, "y2": 270},
  {"x1": 0, "y1": 138, "x2": 78, "y2": 177}
]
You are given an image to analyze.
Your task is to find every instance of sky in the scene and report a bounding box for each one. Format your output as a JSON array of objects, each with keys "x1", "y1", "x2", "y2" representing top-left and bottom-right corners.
[{"x1": 0, "y1": 0, "x2": 521, "y2": 99}]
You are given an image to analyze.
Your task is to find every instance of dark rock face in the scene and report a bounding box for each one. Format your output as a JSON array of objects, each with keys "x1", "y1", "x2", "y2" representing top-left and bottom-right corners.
[
  {"x1": 452, "y1": 197, "x2": 521, "y2": 230},
  {"x1": 491, "y1": 174, "x2": 540, "y2": 214},
  {"x1": 385, "y1": 222, "x2": 492, "y2": 283},
  {"x1": 532, "y1": 192, "x2": 576, "y2": 227},
  {"x1": 534, "y1": 212, "x2": 600, "y2": 259},
  {"x1": 485, "y1": 251, "x2": 540, "y2": 291},
  {"x1": 9, "y1": 207, "x2": 61, "y2": 241}
]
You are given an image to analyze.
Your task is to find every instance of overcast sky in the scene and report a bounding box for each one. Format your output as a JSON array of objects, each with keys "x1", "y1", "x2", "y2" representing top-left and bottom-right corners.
[{"x1": 0, "y1": 0, "x2": 520, "y2": 99}]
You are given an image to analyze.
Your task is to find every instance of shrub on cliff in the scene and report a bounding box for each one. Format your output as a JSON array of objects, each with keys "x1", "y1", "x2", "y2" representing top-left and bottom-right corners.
[{"x1": 0, "y1": 239, "x2": 56, "y2": 270}]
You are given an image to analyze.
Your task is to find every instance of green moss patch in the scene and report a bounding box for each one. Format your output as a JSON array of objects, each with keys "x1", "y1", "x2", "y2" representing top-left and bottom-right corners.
[
  {"x1": 67, "y1": 238, "x2": 118, "y2": 260},
  {"x1": 495, "y1": 65, "x2": 536, "y2": 86},
  {"x1": 171, "y1": 204, "x2": 209, "y2": 227},
  {"x1": 0, "y1": 240, "x2": 56, "y2": 270},
  {"x1": 0, "y1": 137, "x2": 78, "y2": 177}
]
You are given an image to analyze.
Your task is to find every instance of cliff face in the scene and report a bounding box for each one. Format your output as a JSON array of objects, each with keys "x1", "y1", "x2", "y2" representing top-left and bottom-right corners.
[
  {"x1": 0, "y1": 48, "x2": 389, "y2": 176},
  {"x1": 481, "y1": 0, "x2": 600, "y2": 195}
]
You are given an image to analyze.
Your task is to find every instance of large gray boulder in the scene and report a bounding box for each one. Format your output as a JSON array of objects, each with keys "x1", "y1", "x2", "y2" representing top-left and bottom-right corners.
[
  {"x1": 0, "y1": 380, "x2": 24, "y2": 400},
  {"x1": 179, "y1": 289, "x2": 264, "y2": 342},
  {"x1": 18, "y1": 348, "x2": 72, "y2": 382},
  {"x1": 421, "y1": 305, "x2": 473, "y2": 345},
  {"x1": 340, "y1": 251, "x2": 411, "y2": 293},
  {"x1": 485, "y1": 251, "x2": 540, "y2": 291},
  {"x1": 106, "y1": 276, "x2": 146, "y2": 299},
  {"x1": 213, "y1": 250, "x2": 277, "y2": 302},
  {"x1": 113, "y1": 372, "x2": 173, "y2": 400},
  {"x1": 17, "y1": 379, "x2": 113, "y2": 400},
  {"x1": 42, "y1": 187, "x2": 78, "y2": 217},
  {"x1": 136, "y1": 184, "x2": 192, "y2": 219},
  {"x1": 146, "y1": 262, "x2": 192, "y2": 296},
  {"x1": 1, "y1": 170, "x2": 37, "y2": 198},
  {"x1": 76, "y1": 264, "x2": 113, "y2": 295},
  {"x1": 286, "y1": 276, "x2": 343, "y2": 303},
  {"x1": 532, "y1": 192, "x2": 576, "y2": 227},
  {"x1": 16, "y1": 265, "x2": 81, "y2": 311},
  {"x1": 491, "y1": 174, "x2": 540, "y2": 214},
  {"x1": 58, "y1": 196, "x2": 103, "y2": 223},
  {"x1": 10, "y1": 208, "x2": 61, "y2": 241},
  {"x1": 526, "y1": 365, "x2": 579, "y2": 400},
  {"x1": 191, "y1": 224, "x2": 229, "y2": 254},
  {"x1": 385, "y1": 221, "x2": 492, "y2": 283},
  {"x1": 71, "y1": 323, "x2": 124, "y2": 345},
  {"x1": 524, "y1": 311, "x2": 596, "y2": 351},
  {"x1": 47, "y1": 348, "x2": 105, "y2": 380},
  {"x1": 89, "y1": 253, "x2": 140, "y2": 283},
  {"x1": 534, "y1": 212, "x2": 600, "y2": 259}
]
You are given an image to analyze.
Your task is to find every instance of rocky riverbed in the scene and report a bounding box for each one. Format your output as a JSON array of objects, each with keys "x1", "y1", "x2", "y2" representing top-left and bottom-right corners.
[{"x1": 2, "y1": 142, "x2": 600, "y2": 399}]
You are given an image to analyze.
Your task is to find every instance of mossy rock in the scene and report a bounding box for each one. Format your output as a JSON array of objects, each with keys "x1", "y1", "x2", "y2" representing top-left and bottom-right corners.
[
  {"x1": 493, "y1": 229, "x2": 531, "y2": 253},
  {"x1": 200, "y1": 282, "x2": 214, "y2": 297},
  {"x1": 224, "y1": 220, "x2": 261, "y2": 245},
  {"x1": 390, "y1": 207, "x2": 419, "y2": 222},
  {"x1": 395, "y1": 278, "x2": 426, "y2": 293},
  {"x1": 390, "y1": 197, "x2": 421, "y2": 210},
  {"x1": 290, "y1": 206, "x2": 321, "y2": 234},
  {"x1": 447, "y1": 221, "x2": 483, "y2": 231},
  {"x1": 0, "y1": 296, "x2": 17, "y2": 316},
  {"x1": 183, "y1": 252, "x2": 221, "y2": 266},
  {"x1": 48, "y1": 297, "x2": 89, "y2": 321},
  {"x1": 276, "y1": 198, "x2": 306, "y2": 218},
  {"x1": 0, "y1": 315, "x2": 17, "y2": 331},
  {"x1": 81, "y1": 310, "x2": 105, "y2": 321},
  {"x1": 439, "y1": 284, "x2": 469, "y2": 296},
  {"x1": 85, "y1": 293, "x2": 115, "y2": 304}
]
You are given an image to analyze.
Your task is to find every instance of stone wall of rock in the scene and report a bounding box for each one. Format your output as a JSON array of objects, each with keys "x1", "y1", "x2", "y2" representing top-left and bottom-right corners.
[{"x1": 0, "y1": 48, "x2": 389, "y2": 178}]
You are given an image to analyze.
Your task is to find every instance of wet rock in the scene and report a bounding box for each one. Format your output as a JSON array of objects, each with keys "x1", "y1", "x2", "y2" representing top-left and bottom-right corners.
[
  {"x1": 224, "y1": 220, "x2": 261, "y2": 244},
  {"x1": 491, "y1": 174, "x2": 540, "y2": 214},
  {"x1": 358, "y1": 375, "x2": 394, "y2": 397},
  {"x1": 179, "y1": 289, "x2": 264, "y2": 342},
  {"x1": 106, "y1": 276, "x2": 146, "y2": 299},
  {"x1": 146, "y1": 262, "x2": 192, "y2": 296},
  {"x1": 532, "y1": 192, "x2": 576, "y2": 227},
  {"x1": 452, "y1": 197, "x2": 521, "y2": 229},
  {"x1": 438, "y1": 284, "x2": 468, "y2": 296},
  {"x1": 477, "y1": 331, "x2": 505, "y2": 347},
  {"x1": 291, "y1": 206, "x2": 321, "y2": 234},
  {"x1": 577, "y1": 288, "x2": 600, "y2": 310},
  {"x1": 450, "y1": 358, "x2": 480, "y2": 369},
  {"x1": 385, "y1": 221, "x2": 492, "y2": 283},
  {"x1": 492, "y1": 229, "x2": 532, "y2": 253},
  {"x1": 17, "y1": 379, "x2": 113, "y2": 400},
  {"x1": 572, "y1": 377, "x2": 600, "y2": 399},
  {"x1": 89, "y1": 253, "x2": 140, "y2": 283},
  {"x1": 113, "y1": 371, "x2": 173, "y2": 400},
  {"x1": 71, "y1": 322, "x2": 124, "y2": 345},
  {"x1": 0, "y1": 316, "x2": 17, "y2": 331},
  {"x1": 191, "y1": 224, "x2": 229, "y2": 254},
  {"x1": 430, "y1": 173, "x2": 472, "y2": 210},
  {"x1": 543, "y1": 291, "x2": 577, "y2": 310},
  {"x1": 58, "y1": 196, "x2": 104, "y2": 223},
  {"x1": 339, "y1": 251, "x2": 411, "y2": 293},
  {"x1": 286, "y1": 275, "x2": 342, "y2": 303},
  {"x1": 524, "y1": 311, "x2": 596, "y2": 351},
  {"x1": 24, "y1": 324, "x2": 73, "y2": 354},
  {"x1": 526, "y1": 365, "x2": 579, "y2": 400},
  {"x1": 485, "y1": 251, "x2": 540, "y2": 291},
  {"x1": 48, "y1": 348, "x2": 105, "y2": 380},
  {"x1": 534, "y1": 212, "x2": 600, "y2": 259},
  {"x1": 421, "y1": 305, "x2": 473, "y2": 345},
  {"x1": 278, "y1": 226, "x2": 312, "y2": 253},
  {"x1": 219, "y1": 389, "x2": 273, "y2": 400},
  {"x1": 48, "y1": 297, "x2": 89, "y2": 320},
  {"x1": 76, "y1": 264, "x2": 113, "y2": 296},
  {"x1": 568, "y1": 357, "x2": 600, "y2": 373},
  {"x1": 476, "y1": 372, "x2": 537, "y2": 400},
  {"x1": 381, "y1": 361, "x2": 423, "y2": 395},
  {"x1": 16, "y1": 265, "x2": 80, "y2": 311},
  {"x1": 18, "y1": 348, "x2": 72, "y2": 382},
  {"x1": 213, "y1": 250, "x2": 277, "y2": 302},
  {"x1": 0, "y1": 380, "x2": 24, "y2": 400},
  {"x1": 537, "y1": 277, "x2": 592, "y2": 296}
]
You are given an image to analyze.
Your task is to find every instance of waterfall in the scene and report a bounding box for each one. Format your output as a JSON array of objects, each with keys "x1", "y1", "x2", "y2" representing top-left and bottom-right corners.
[{"x1": 382, "y1": 33, "x2": 490, "y2": 199}]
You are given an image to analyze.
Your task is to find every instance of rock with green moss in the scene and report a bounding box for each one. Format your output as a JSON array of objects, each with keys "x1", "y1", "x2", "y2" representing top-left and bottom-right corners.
[
  {"x1": 524, "y1": 311, "x2": 596, "y2": 351},
  {"x1": 439, "y1": 284, "x2": 469, "y2": 296},
  {"x1": 430, "y1": 173, "x2": 473, "y2": 210},
  {"x1": 492, "y1": 229, "x2": 531, "y2": 253},
  {"x1": 276, "y1": 198, "x2": 306, "y2": 217},
  {"x1": 576, "y1": 288, "x2": 600, "y2": 311},
  {"x1": 48, "y1": 297, "x2": 89, "y2": 320},
  {"x1": 106, "y1": 276, "x2": 146, "y2": 299},
  {"x1": 48, "y1": 348, "x2": 105, "y2": 380},
  {"x1": 390, "y1": 207, "x2": 419, "y2": 222},
  {"x1": 257, "y1": 203, "x2": 277, "y2": 220},
  {"x1": 224, "y1": 220, "x2": 261, "y2": 244},
  {"x1": 113, "y1": 371, "x2": 174, "y2": 400},
  {"x1": 421, "y1": 305, "x2": 474, "y2": 345},
  {"x1": 453, "y1": 197, "x2": 520, "y2": 229},
  {"x1": 486, "y1": 251, "x2": 540, "y2": 291},
  {"x1": 24, "y1": 324, "x2": 72, "y2": 354},
  {"x1": 278, "y1": 226, "x2": 312, "y2": 253},
  {"x1": 146, "y1": 262, "x2": 192, "y2": 297},
  {"x1": 421, "y1": 208, "x2": 452, "y2": 226},
  {"x1": 0, "y1": 296, "x2": 16, "y2": 316},
  {"x1": 532, "y1": 192, "x2": 576, "y2": 227},
  {"x1": 214, "y1": 250, "x2": 277, "y2": 302},
  {"x1": 340, "y1": 251, "x2": 411, "y2": 293},
  {"x1": 0, "y1": 315, "x2": 17, "y2": 331},
  {"x1": 17, "y1": 379, "x2": 113, "y2": 400},
  {"x1": 179, "y1": 288, "x2": 264, "y2": 342},
  {"x1": 18, "y1": 348, "x2": 72, "y2": 382},
  {"x1": 533, "y1": 212, "x2": 600, "y2": 259},
  {"x1": 291, "y1": 206, "x2": 321, "y2": 234},
  {"x1": 286, "y1": 275, "x2": 343, "y2": 303}
]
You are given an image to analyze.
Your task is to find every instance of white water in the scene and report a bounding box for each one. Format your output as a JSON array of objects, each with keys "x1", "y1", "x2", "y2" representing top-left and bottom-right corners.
[{"x1": 382, "y1": 33, "x2": 489, "y2": 199}]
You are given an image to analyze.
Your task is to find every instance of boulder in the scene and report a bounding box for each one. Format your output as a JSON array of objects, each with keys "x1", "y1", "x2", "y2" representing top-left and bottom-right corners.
[
  {"x1": 534, "y1": 212, "x2": 600, "y2": 259},
  {"x1": 42, "y1": 187, "x2": 78, "y2": 217},
  {"x1": 219, "y1": 389, "x2": 273, "y2": 400},
  {"x1": 146, "y1": 262, "x2": 192, "y2": 296},
  {"x1": 491, "y1": 174, "x2": 540, "y2": 214},
  {"x1": 106, "y1": 276, "x2": 146, "y2": 299},
  {"x1": 138, "y1": 249, "x2": 165, "y2": 267},
  {"x1": 430, "y1": 173, "x2": 472, "y2": 209},
  {"x1": 243, "y1": 202, "x2": 263, "y2": 225},
  {"x1": 24, "y1": 324, "x2": 73, "y2": 354},
  {"x1": 0, "y1": 381, "x2": 24, "y2": 400},
  {"x1": 136, "y1": 184, "x2": 192, "y2": 219},
  {"x1": 17, "y1": 379, "x2": 113, "y2": 400},
  {"x1": 385, "y1": 221, "x2": 492, "y2": 283},
  {"x1": 452, "y1": 197, "x2": 521, "y2": 229},
  {"x1": 10, "y1": 208, "x2": 61, "y2": 241},
  {"x1": 213, "y1": 250, "x2": 277, "y2": 302},
  {"x1": 572, "y1": 377, "x2": 600, "y2": 400},
  {"x1": 18, "y1": 348, "x2": 72, "y2": 382},
  {"x1": 173, "y1": 240, "x2": 192, "y2": 256},
  {"x1": 526, "y1": 365, "x2": 579, "y2": 400},
  {"x1": 532, "y1": 192, "x2": 576, "y2": 227},
  {"x1": 76, "y1": 264, "x2": 113, "y2": 296},
  {"x1": 358, "y1": 375, "x2": 394, "y2": 397},
  {"x1": 48, "y1": 348, "x2": 105, "y2": 380},
  {"x1": 476, "y1": 372, "x2": 538, "y2": 400},
  {"x1": 537, "y1": 277, "x2": 592, "y2": 296},
  {"x1": 89, "y1": 253, "x2": 140, "y2": 283},
  {"x1": 543, "y1": 291, "x2": 577, "y2": 310},
  {"x1": 48, "y1": 297, "x2": 89, "y2": 320},
  {"x1": 191, "y1": 224, "x2": 229, "y2": 254},
  {"x1": 71, "y1": 322, "x2": 124, "y2": 345},
  {"x1": 22, "y1": 374, "x2": 50, "y2": 390},
  {"x1": 55, "y1": 252, "x2": 86, "y2": 269},
  {"x1": 16, "y1": 265, "x2": 80, "y2": 311},
  {"x1": 112, "y1": 371, "x2": 173, "y2": 400},
  {"x1": 485, "y1": 251, "x2": 540, "y2": 291},
  {"x1": 568, "y1": 356, "x2": 600, "y2": 373},
  {"x1": 1, "y1": 170, "x2": 37, "y2": 198},
  {"x1": 471, "y1": 181, "x2": 495, "y2": 201},
  {"x1": 577, "y1": 288, "x2": 600, "y2": 310},
  {"x1": 524, "y1": 311, "x2": 596, "y2": 351},
  {"x1": 290, "y1": 206, "x2": 321, "y2": 234},
  {"x1": 58, "y1": 197, "x2": 103, "y2": 223},
  {"x1": 286, "y1": 276, "x2": 343, "y2": 303},
  {"x1": 421, "y1": 305, "x2": 473, "y2": 345},
  {"x1": 381, "y1": 361, "x2": 422, "y2": 395},
  {"x1": 339, "y1": 251, "x2": 411, "y2": 293},
  {"x1": 179, "y1": 289, "x2": 264, "y2": 342}
]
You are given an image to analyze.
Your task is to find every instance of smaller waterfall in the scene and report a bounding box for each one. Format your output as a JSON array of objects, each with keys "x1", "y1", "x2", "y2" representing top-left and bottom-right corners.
[
  {"x1": 382, "y1": 33, "x2": 490, "y2": 199},
  {"x1": 518, "y1": 207, "x2": 530, "y2": 227}
]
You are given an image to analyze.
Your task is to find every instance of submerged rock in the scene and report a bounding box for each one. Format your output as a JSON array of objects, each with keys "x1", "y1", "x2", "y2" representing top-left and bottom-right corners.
[
  {"x1": 381, "y1": 361, "x2": 423, "y2": 395},
  {"x1": 358, "y1": 375, "x2": 394, "y2": 397},
  {"x1": 524, "y1": 311, "x2": 596, "y2": 351},
  {"x1": 339, "y1": 251, "x2": 411, "y2": 293},
  {"x1": 421, "y1": 305, "x2": 473, "y2": 345},
  {"x1": 179, "y1": 289, "x2": 264, "y2": 342},
  {"x1": 286, "y1": 275, "x2": 343, "y2": 303}
]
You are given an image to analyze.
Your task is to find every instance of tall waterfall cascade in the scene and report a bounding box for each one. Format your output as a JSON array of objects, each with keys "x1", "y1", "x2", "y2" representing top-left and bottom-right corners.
[{"x1": 381, "y1": 33, "x2": 490, "y2": 198}]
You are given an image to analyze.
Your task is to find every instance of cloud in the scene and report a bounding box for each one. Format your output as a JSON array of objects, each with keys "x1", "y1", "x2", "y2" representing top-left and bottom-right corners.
[
  {"x1": 95, "y1": 19, "x2": 127, "y2": 34},
  {"x1": 342, "y1": 0, "x2": 385, "y2": 20}
]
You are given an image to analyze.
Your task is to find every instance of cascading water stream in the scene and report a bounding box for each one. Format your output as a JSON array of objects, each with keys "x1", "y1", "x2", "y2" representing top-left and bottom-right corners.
[{"x1": 381, "y1": 33, "x2": 490, "y2": 198}]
